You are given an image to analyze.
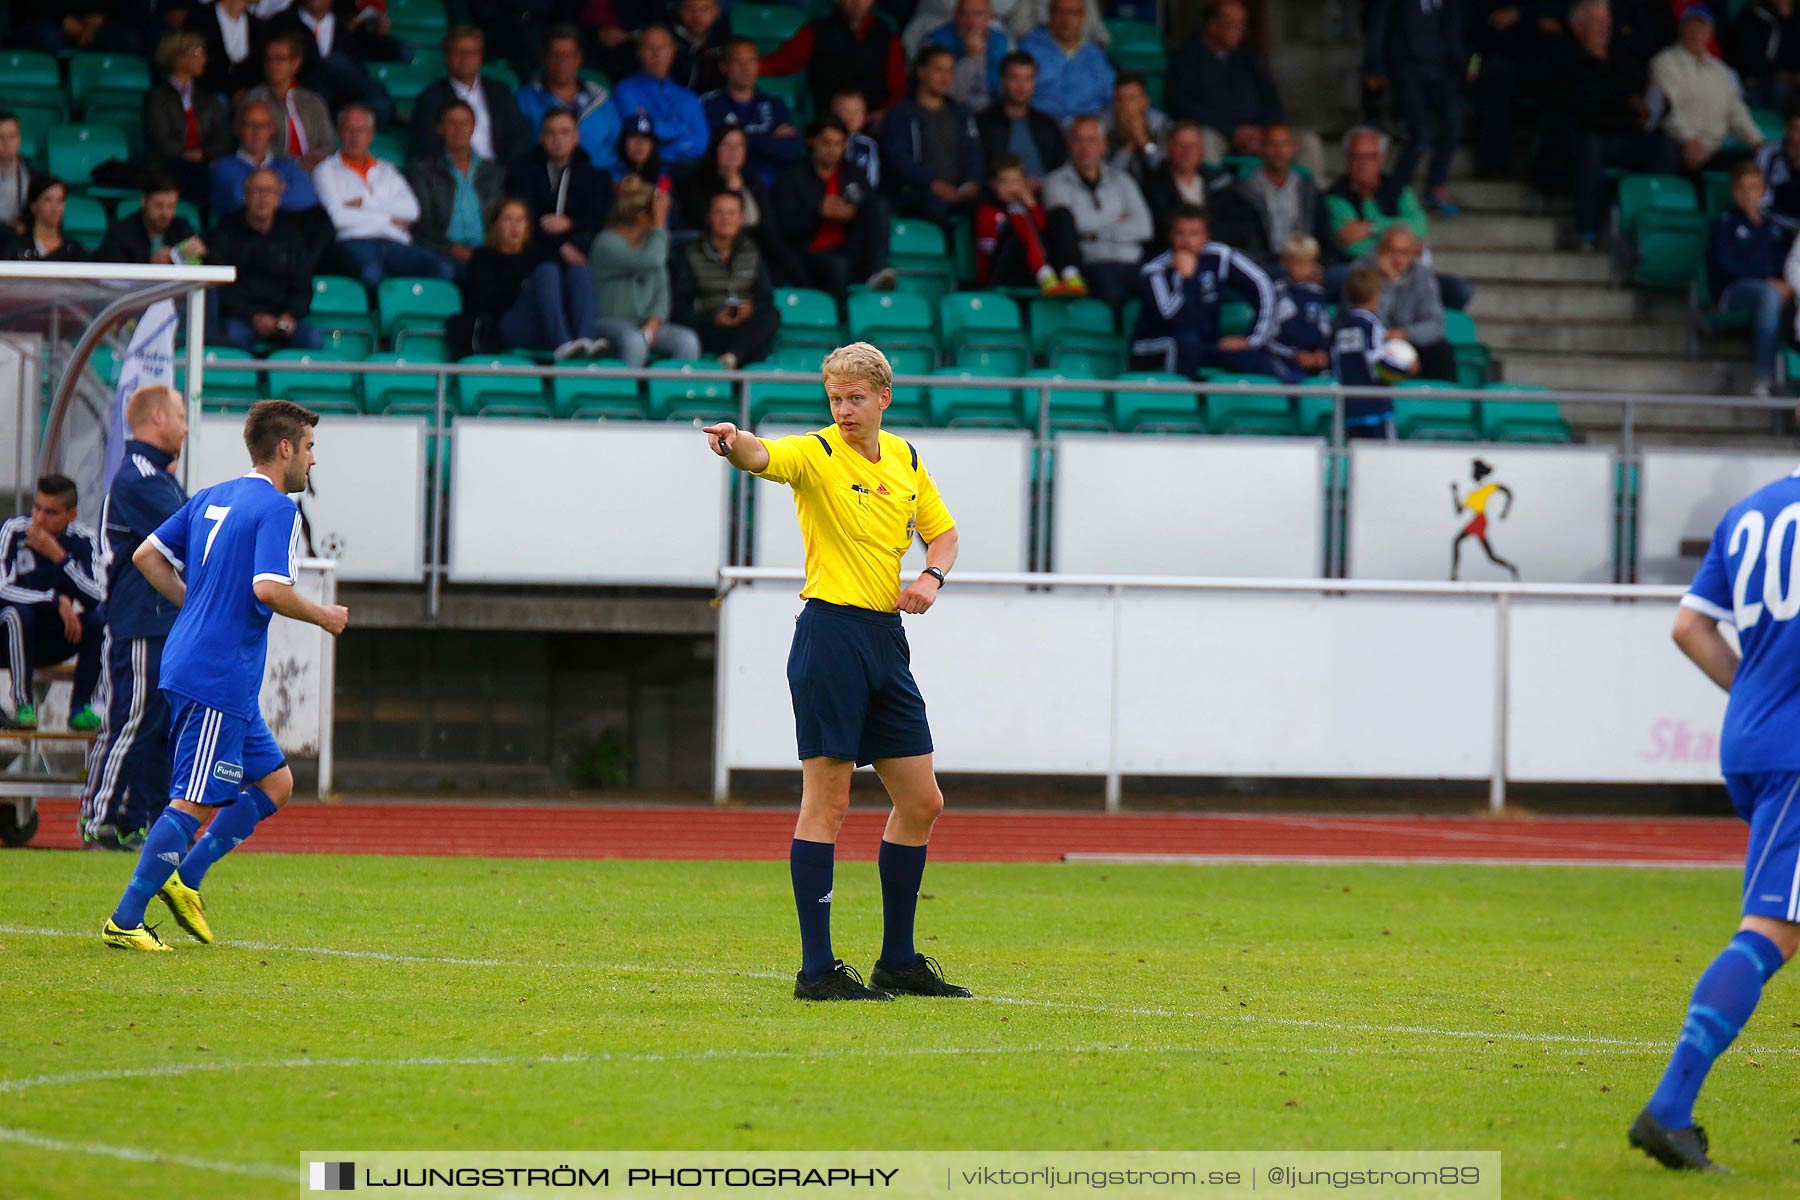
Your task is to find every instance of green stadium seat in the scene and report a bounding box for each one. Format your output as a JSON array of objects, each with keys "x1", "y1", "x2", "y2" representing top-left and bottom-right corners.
[
  {"x1": 389, "y1": 0, "x2": 449, "y2": 44},
  {"x1": 370, "y1": 129, "x2": 410, "y2": 167},
  {"x1": 1048, "y1": 343, "x2": 1126, "y2": 378},
  {"x1": 1204, "y1": 373, "x2": 1296, "y2": 435},
  {"x1": 1029, "y1": 296, "x2": 1115, "y2": 356},
  {"x1": 771, "y1": 344, "x2": 827, "y2": 371},
  {"x1": 735, "y1": 2, "x2": 806, "y2": 51},
  {"x1": 79, "y1": 95, "x2": 143, "y2": 159},
  {"x1": 758, "y1": 72, "x2": 809, "y2": 122},
  {"x1": 367, "y1": 60, "x2": 439, "y2": 118},
  {"x1": 1480, "y1": 384, "x2": 1572, "y2": 442},
  {"x1": 265, "y1": 349, "x2": 363, "y2": 415},
  {"x1": 363, "y1": 349, "x2": 449, "y2": 415},
  {"x1": 309, "y1": 273, "x2": 378, "y2": 356},
  {"x1": 1615, "y1": 174, "x2": 1696, "y2": 239},
  {"x1": 848, "y1": 289, "x2": 936, "y2": 355},
  {"x1": 647, "y1": 358, "x2": 734, "y2": 420},
  {"x1": 11, "y1": 105, "x2": 56, "y2": 166},
  {"x1": 480, "y1": 61, "x2": 520, "y2": 89},
  {"x1": 552, "y1": 359, "x2": 647, "y2": 420},
  {"x1": 1752, "y1": 105, "x2": 1784, "y2": 143},
  {"x1": 379, "y1": 276, "x2": 462, "y2": 352},
  {"x1": 0, "y1": 50, "x2": 64, "y2": 114},
  {"x1": 1219, "y1": 300, "x2": 1255, "y2": 338},
  {"x1": 1024, "y1": 368, "x2": 1111, "y2": 431},
  {"x1": 772, "y1": 287, "x2": 842, "y2": 351},
  {"x1": 1107, "y1": 18, "x2": 1167, "y2": 68},
  {"x1": 940, "y1": 291, "x2": 1030, "y2": 366},
  {"x1": 950, "y1": 216, "x2": 976, "y2": 284},
  {"x1": 1443, "y1": 309, "x2": 1492, "y2": 389},
  {"x1": 1393, "y1": 383, "x2": 1479, "y2": 440},
  {"x1": 457, "y1": 354, "x2": 550, "y2": 418},
  {"x1": 68, "y1": 52, "x2": 150, "y2": 113},
  {"x1": 177, "y1": 347, "x2": 264, "y2": 410},
  {"x1": 955, "y1": 344, "x2": 1028, "y2": 376},
  {"x1": 47, "y1": 123, "x2": 128, "y2": 187},
  {"x1": 927, "y1": 366, "x2": 1021, "y2": 427},
  {"x1": 1295, "y1": 378, "x2": 1341, "y2": 437},
  {"x1": 1615, "y1": 173, "x2": 1708, "y2": 289},
  {"x1": 60, "y1": 194, "x2": 107, "y2": 249},
  {"x1": 745, "y1": 362, "x2": 826, "y2": 425},
  {"x1": 1111, "y1": 371, "x2": 1203, "y2": 432},
  {"x1": 578, "y1": 68, "x2": 611, "y2": 91},
  {"x1": 890, "y1": 218, "x2": 946, "y2": 260},
  {"x1": 1699, "y1": 170, "x2": 1732, "y2": 217}
]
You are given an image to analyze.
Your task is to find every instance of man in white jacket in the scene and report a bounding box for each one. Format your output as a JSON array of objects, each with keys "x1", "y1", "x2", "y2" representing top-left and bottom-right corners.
[
  {"x1": 1651, "y1": 7, "x2": 1764, "y2": 172},
  {"x1": 1041, "y1": 114, "x2": 1153, "y2": 308},
  {"x1": 312, "y1": 104, "x2": 454, "y2": 293}
]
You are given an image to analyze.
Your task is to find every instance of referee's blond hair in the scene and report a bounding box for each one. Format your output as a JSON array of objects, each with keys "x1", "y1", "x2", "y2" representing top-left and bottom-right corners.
[{"x1": 821, "y1": 342, "x2": 893, "y2": 394}]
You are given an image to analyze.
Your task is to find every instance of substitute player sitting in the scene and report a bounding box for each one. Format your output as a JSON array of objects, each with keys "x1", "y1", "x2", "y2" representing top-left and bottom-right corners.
[
  {"x1": 703, "y1": 342, "x2": 970, "y2": 1002},
  {"x1": 102, "y1": 400, "x2": 349, "y2": 951}
]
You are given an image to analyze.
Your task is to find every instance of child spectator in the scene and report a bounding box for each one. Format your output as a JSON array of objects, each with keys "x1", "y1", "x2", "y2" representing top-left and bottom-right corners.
[
  {"x1": 831, "y1": 90, "x2": 883, "y2": 191},
  {"x1": 974, "y1": 153, "x2": 1085, "y2": 294},
  {"x1": 1331, "y1": 265, "x2": 1412, "y2": 438},
  {"x1": 1269, "y1": 233, "x2": 1332, "y2": 380}
]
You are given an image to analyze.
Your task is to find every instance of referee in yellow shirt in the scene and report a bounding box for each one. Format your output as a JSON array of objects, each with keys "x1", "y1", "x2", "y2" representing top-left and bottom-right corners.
[{"x1": 704, "y1": 342, "x2": 970, "y2": 1002}]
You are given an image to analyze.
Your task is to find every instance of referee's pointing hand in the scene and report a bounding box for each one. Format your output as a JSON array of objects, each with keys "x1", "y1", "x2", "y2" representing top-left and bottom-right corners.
[{"x1": 702, "y1": 421, "x2": 737, "y2": 457}]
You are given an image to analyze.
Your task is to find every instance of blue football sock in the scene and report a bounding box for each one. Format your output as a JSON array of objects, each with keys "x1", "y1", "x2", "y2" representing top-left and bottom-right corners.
[
  {"x1": 111, "y1": 808, "x2": 200, "y2": 928},
  {"x1": 1647, "y1": 930, "x2": 1786, "y2": 1128},
  {"x1": 878, "y1": 839, "x2": 928, "y2": 967},
  {"x1": 178, "y1": 786, "x2": 278, "y2": 889},
  {"x1": 790, "y1": 838, "x2": 836, "y2": 980}
]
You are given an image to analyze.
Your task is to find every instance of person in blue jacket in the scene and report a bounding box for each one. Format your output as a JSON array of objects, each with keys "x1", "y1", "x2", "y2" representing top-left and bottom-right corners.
[
  {"x1": 879, "y1": 45, "x2": 984, "y2": 229},
  {"x1": 1128, "y1": 203, "x2": 1282, "y2": 379},
  {"x1": 701, "y1": 38, "x2": 804, "y2": 189},
  {"x1": 610, "y1": 24, "x2": 711, "y2": 165},
  {"x1": 1018, "y1": 0, "x2": 1114, "y2": 121},
  {"x1": 1708, "y1": 159, "x2": 1796, "y2": 396}
]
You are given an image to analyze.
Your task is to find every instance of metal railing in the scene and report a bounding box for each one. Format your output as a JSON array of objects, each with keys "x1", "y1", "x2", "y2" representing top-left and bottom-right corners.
[{"x1": 715, "y1": 566, "x2": 1690, "y2": 812}]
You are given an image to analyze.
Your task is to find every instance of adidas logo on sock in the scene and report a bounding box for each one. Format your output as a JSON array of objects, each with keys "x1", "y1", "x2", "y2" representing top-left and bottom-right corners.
[
  {"x1": 157, "y1": 851, "x2": 180, "y2": 866},
  {"x1": 818, "y1": 890, "x2": 833, "y2": 904}
]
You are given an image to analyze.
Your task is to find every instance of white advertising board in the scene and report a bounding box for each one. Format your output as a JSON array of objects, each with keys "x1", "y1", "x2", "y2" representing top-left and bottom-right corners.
[{"x1": 1637, "y1": 450, "x2": 1798, "y2": 585}]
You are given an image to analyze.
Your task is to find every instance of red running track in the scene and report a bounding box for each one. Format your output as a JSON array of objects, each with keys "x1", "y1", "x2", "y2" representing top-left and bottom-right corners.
[{"x1": 18, "y1": 799, "x2": 1748, "y2": 866}]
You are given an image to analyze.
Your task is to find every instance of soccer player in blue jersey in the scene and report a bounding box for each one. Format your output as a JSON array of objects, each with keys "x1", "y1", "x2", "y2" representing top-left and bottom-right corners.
[
  {"x1": 101, "y1": 400, "x2": 349, "y2": 952},
  {"x1": 1631, "y1": 468, "x2": 1800, "y2": 1170}
]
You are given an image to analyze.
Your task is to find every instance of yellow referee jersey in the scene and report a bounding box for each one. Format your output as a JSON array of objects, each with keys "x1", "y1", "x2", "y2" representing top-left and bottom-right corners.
[{"x1": 755, "y1": 424, "x2": 955, "y2": 611}]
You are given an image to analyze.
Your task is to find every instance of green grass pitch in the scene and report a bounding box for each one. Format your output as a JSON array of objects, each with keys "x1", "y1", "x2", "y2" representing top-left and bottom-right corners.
[{"x1": 4, "y1": 851, "x2": 1798, "y2": 1198}]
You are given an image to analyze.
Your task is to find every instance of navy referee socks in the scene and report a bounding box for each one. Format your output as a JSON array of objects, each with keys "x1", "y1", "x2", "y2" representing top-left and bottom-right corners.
[
  {"x1": 1647, "y1": 929, "x2": 1786, "y2": 1128},
  {"x1": 790, "y1": 839, "x2": 836, "y2": 980},
  {"x1": 878, "y1": 840, "x2": 927, "y2": 967}
]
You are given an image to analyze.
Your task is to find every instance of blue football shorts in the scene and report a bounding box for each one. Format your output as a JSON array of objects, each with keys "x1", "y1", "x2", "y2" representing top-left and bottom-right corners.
[
  {"x1": 1729, "y1": 771, "x2": 1800, "y2": 921},
  {"x1": 166, "y1": 693, "x2": 286, "y2": 806}
]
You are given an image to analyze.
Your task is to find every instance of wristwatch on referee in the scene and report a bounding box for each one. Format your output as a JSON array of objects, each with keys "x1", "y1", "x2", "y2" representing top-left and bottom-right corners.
[{"x1": 921, "y1": 567, "x2": 947, "y2": 589}]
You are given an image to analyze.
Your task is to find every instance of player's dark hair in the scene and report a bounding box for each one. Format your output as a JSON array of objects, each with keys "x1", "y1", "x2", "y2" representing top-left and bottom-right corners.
[
  {"x1": 1345, "y1": 265, "x2": 1383, "y2": 307},
  {"x1": 725, "y1": 35, "x2": 760, "y2": 57},
  {"x1": 138, "y1": 164, "x2": 179, "y2": 197},
  {"x1": 267, "y1": 29, "x2": 308, "y2": 59},
  {"x1": 807, "y1": 114, "x2": 848, "y2": 140},
  {"x1": 244, "y1": 399, "x2": 320, "y2": 465},
  {"x1": 439, "y1": 98, "x2": 477, "y2": 125},
  {"x1": 912, "y1": 43, "x2": 952, "y2": 80},
  {"x1": 545, "y1": 24, "x2": 583, "y2": 52},
  {"x1": 1169, "y1": 202, "x2": 1208, "y2": 230},
  {"x1": 988, "y1": 152, "x2": 1024, "y2": 180},
  {"x1": 0, "y1": 111, "x2": 19, "y2": 131},
  {"x1": 443, "y1": 24, "x2": 483, "y2": 51},
  {"x1": 1115, "y1": 70, "x2": 1148, "y2": 91},
  {"x1": 1000, "y1": 50, "x2": 1036, "y2": 74},
  {"x1": 1730, "y1": 158, "x2": 1763, "y2": 185},
  {"x1": 35, "y1": 474, "x2": 76, "y2": 508}
]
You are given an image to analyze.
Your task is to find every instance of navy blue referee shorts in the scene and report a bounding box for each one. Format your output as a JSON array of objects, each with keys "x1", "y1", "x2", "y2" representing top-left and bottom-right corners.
[{"x1": 787, "y1": 599, "x2": 934, "y2": 767}]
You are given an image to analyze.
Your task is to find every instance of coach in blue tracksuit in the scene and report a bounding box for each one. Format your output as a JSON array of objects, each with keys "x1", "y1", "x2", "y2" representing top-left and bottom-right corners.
[
  {"x1": 1708, "y1": 159, "x2": 1795, "y2": 395},
  {"x1": 79, "y1": 385, "x2": 188, "y2": 848},
  {"x1": 0, "y1": 475, "x2": 104, "y2": 731},
  {"x1": 1127, "y1": 202, "x2": 1280, "y2": 379}
]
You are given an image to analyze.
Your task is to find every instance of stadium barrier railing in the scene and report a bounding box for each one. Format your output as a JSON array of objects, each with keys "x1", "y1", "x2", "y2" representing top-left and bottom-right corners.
[
  {"x1": 713, "y1": 567, "x2": 1690, "y2": 812},
  {"x1": 237, "y1": 359, "x2": 1789, "y2": 613}
]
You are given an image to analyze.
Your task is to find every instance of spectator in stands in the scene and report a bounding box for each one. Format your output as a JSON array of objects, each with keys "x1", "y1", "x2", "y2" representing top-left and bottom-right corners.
[
  {"x1": 97, "y1": 169, "x2": 205, "y2": 266},
  {"x1": 467, "y1": 0, "x2": 567, "y2": 84},
  {"x1": 506, "y1": 108, "x2": 611, "y2": 269},
  {"x1": 315, "y1": 105, "x2": 454, "y2": 291},
  {"x1": 1042, "y1": 114, "x2": 1153, "y2": 308},
  {"x1": 832, "y1": 90, "x2": 884, "y2": 191},
  {"x1": 1104, "y1": 72, "x2": 1170, "y2": 181},
  {"x1": 517, "y1": 25, "x2": 615, "y2": 169},
  {"x1": 465, "y1": 196, "x2": 600, "y2": 360},
  {"x1": 1469, "y1": 0, "x2": 1564, "y2": 180},
  {"x1": 1652, "y1": 7, "x2": 1764, "y2": 173},
  {"x1": 1138, "y1": 121, "x2": 1266, "y2": 254},
  {"x1": 881, "y1": 45, "x2": 985, "y2": 229},
  {"x1": 672, "y1": 191, "x2": 779, "y2": 368},
  {"x1": 242, "y1": 32, "x2": 337, "y2": 174},
  {"x1": 584, "y1": 0, "x2": 661, "y2": 81},
  {"x1": 903, "y1": 0, "x2": 1110, "y2": 55},
  {"x1": 772, "y1": 115, "x2": 896, "y2": 300},
  {"x1": 1562, "y1": 0, "x2": 1674, "y2": 249},
  {"x1": 1324, "y1": 127, "x2": 1427, "y2": 265},
  {"x1": 1732, "y1": 0, "x2": 1800, "y2": 111},
  {"x1": 1239, "y1": 124, "x2": 1329, "y2": 266},
  {"x1": 1710, "y1": 160, "x2": 1792, "y2": 395},
  {"x1": 702, "y1": 39, "x2": 804, "y2": 189},
  {"x1": 927, "y1": 0, "x2": 1012, "y2": 110},
  {"x1": 975, "y1": 52, "x2": 1065, "y2": 196},
  {"x1": 589, "y1": 176, "x2": 704, "y2": 366},
  {"x1": 679, "y1": 125, "x2": 802, "y2": 284},
  {"x1": 1758, "y1": 110, "x2": 1800, "y2": 220},
  {"x1": 761, "y1": 0, "x2": 908, "y2": 119},
  {"x1": 1019, "y1": 0, "x2": 1114, "y2": 122},
  {"x1": 147, "y1": 32, "x2": 234, "y2": 209},
  {"x1": 1364, "y1": 0, "x2": 1467, "y2": 213},
  {"x1": 408, "y1": 99, "x2": 504, "y2": 277},
  {"x1": 1269, "y1": 233, "x2": 1333, "y2": 380},
  {"x1": 195, "y1": 0, "x2": 270, "y2": 98},
  {"x1": 206, "y1": 168, "x2": 323, "y2": 353},
  {"x1": 975, "y1": 153, "x2": 1086, "y2": 293},
  {"x1": 1127, "y1": 203, "x2": 1280, "y2": 378},
  {"x1": 1331, "y1": 266, "x2": 1401, "y2": 438},
  {"x1": 672, "y1": 0, "x2": 732, "y2": 96},
  {"x1": 611, "y1": 25, "x2": 713, "y2": 166},
  {"x1": 0, "y1": 114, "x2": 33, "y2": 236},
  {"x1": 16, "y1": 1, "x2": 138, "y2": 56},
  {"x1": 413, "y1": 27, "x2": 532, "y2": 163},
  {"x1": 1359, "y1": 225, "x2": 1455, "y2": 382},
  {"x1": 1167, "y1": 0, "x2": 1314, "y2": 172},
  {"x1": 212, "y1": 100, "x2": 320, "y2": 216},
  {"x1": 7, "y1": 177, "x2": 86, "y2": 262},
  {"x1": 610, "y1": 113, "x2": 675, "y2": 195},
  {"x1": 274, "y1": 0, "x2": 398, "y2": 129}
]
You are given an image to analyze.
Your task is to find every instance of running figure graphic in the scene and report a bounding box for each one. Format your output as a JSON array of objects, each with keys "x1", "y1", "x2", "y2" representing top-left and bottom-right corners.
[{"x1": 1451, "y1": 458, "x2": 1520, "y2": 581}]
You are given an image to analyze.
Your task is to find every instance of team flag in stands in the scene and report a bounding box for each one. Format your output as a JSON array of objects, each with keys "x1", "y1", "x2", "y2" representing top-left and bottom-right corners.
[{"x1": 101, "y1": 299, "x2": 178, "y2": 490}]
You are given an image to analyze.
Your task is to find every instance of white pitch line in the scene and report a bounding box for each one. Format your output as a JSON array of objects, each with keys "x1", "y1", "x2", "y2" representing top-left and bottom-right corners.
[
  {"x1": 6, "y1": 924, "x2": 1789, "y2": 1056},
  {"x1": 0, "y1": 1124, "x2": 291, "y2": 1180},
  {"x1": 1061, "y1": 853, "x2": 1740, "y2": 870}
]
